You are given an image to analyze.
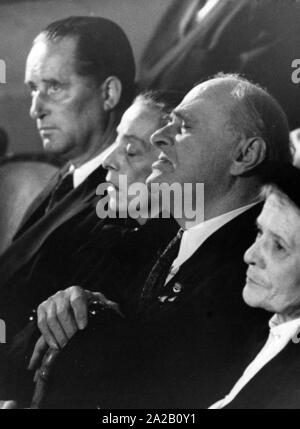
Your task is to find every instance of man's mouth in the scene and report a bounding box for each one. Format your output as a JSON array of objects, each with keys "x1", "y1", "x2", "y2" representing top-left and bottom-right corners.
[
  {"x1": 39, "y1": 127, "x2": 57, "y2": 136},
  {"x1": 246, "y1": 270, "x2": 263, "y2": 287},
  {"x1": 152, "y1": 154, "x2": 174, "y2": 171}
]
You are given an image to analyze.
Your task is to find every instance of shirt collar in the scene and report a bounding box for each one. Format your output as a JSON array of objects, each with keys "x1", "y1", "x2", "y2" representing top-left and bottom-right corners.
[
  {"x1": 269, "y1": 313, "x2": 300, "y2": 341},
  {"x1": 185, "y1": 201, "x2": 261, "y2": 234},
  {"x1": 72, "y1": 143, "x2": 117, "y2": 188}
]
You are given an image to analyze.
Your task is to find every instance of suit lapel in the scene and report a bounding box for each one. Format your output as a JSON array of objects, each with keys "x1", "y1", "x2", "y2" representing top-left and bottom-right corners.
[
  {"x1": 15, "y1": 170, "x2": 61, "y2": 237},
  {"x1": 0, "y1": 165, "x2": 106, "y2": 289}
]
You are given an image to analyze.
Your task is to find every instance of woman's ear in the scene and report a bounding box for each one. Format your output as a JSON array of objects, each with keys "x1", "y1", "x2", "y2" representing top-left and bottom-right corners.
[
  {"x1": 230, "y1": 137, "x2": 267, "y2": 176},
  {"x1": 101, "y1": 76, "x2": 122, "y2": 111}
]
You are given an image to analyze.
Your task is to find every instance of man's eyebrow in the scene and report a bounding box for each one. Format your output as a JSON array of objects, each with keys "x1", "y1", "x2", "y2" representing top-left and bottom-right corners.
[
  {"x1": 173, "y1": 109, "x2": 197, "y2": 124},
  {"x1": 25, "y1": 78, "x2": 61, "y2": 87},
  {"x1": 123, "y1": 134, "x2": 149, "y2": 149}
]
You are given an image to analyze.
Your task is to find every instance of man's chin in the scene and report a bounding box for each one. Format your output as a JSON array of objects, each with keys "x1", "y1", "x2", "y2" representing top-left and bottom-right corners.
[
  {"x1": 43, "y1": 140, "x2": 62, "y2": 155},
  {"x1": 42, "y1": 137, "x2": 70, "y2": 157},
  {"x1": 242, "y1": 284, "x2": 265, "y2": 310},
  {"x1": 42, "y1": 137, "x2": 53, "y2": 151}
]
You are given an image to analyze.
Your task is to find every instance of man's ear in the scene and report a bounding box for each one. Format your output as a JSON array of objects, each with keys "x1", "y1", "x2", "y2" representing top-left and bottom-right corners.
[
  {"x1": 100, "y1": 76, "x2": 122, "y2": 111},
  {"x1": 230, "y1": 137, "x2": 267, "y2": 176}
]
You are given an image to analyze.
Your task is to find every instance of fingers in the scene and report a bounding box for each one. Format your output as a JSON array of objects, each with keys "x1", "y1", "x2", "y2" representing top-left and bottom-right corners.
[
  {"x1": 69, "y1": 287, "x2": 89, "y2": 330},
  {"x1": 38, "y1": 299, "x2": 68, "y2": 349},
  {"x1": 37, "y1": 286, "x2": 88, "y2": 350},
  {"x1": 28, "y1": 336, "x2": 48, "y2": 371},
  {"x1": 36, "y1": 287, "x2": 121, "y2": 353},
  {"x1": 56, "y1": 296, "x2": 78, "y2": 339}
]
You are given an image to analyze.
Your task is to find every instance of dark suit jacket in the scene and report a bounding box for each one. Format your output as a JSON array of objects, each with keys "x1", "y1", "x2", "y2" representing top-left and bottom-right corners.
[
  {"x1": 138, "y1": 0, "x2": 300, "y2": 129},
  {"x1": 0, "y1": 164, "x2": 107, "y2": 340},
  {"x1": 125, "y1": 204, "x2": 269, "y2": 409},
  {"x1": 225, "y1": 335, "x2": 300, "y2": 409},
  {"x1": 14, "y1": 204, "x2": 269, "y2": 409},
  {"x1": 14, "y1": 167, "x2": 68, "y2": 238}
]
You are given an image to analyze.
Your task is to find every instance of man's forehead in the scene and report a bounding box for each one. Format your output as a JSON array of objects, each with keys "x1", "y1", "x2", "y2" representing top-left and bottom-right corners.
[
  {"x1": 121, "y1": 102, "x2": 159, "y2": 126},
  {"x1": 118, "y1": 103, "x2": 160, "y2": 141},
  {"x1": 175, "y1": 93, "x2": 212, "y2": 121},
  {"x1": 26, "y1": 36, "x2": 78, "y2": 76},
  {"x1": 175, "y1": 82, "x2": 233, "y2": 123}
]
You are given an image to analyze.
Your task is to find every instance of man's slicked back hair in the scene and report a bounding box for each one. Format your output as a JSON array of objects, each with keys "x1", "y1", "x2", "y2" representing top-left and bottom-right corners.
[
  {"x1": 36, "y1": 16, "x2": 136, "y2": 110},
  {"x1": 135, "y1": 90, "x2": 184, "y2": 126}
]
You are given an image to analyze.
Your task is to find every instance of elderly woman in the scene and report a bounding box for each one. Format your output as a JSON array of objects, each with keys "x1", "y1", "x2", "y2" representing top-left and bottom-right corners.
[{"x1": 210, "y1": 163, "x2": 300, "y2": 409}]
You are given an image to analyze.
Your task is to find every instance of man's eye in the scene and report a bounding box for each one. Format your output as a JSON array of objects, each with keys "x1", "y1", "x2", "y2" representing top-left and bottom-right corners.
[
  {"x1": 126, "y1": 143, "x2": 138, "y2": 158},
  {"x1": 274, "y1": 240, "x2": 286, "y2": 252},
  {"x1": 127, "y1": 151, "x2": 137, "y2": 158},
  {"x1": 47, "y1": 83, "x2": 62, "y2": 94}
]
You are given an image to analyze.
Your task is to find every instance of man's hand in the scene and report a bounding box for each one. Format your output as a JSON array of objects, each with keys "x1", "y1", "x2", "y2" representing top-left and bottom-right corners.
[{"x1": 28, "y1": 286, "x2": 122, "y2": 371}]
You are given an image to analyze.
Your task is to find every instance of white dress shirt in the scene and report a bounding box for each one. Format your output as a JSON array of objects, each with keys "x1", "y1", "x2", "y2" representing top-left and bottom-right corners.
[
  {"x1": 209, "y1": 314, "x2": 300, "y2": 409},
  {"x1": 72, "y1": 143, "x2": 117, "y2": 188},
  {"x1": 165, "y1": 202, "x2": 259, "y2": 284}
]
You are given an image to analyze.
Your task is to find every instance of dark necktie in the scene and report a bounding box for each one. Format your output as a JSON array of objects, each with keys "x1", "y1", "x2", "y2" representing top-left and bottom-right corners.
[
  {"x1": 46, "y1": 169, "x2": 74, "y2": 213},
  {"x1": 139, "y1": 228, "x2": 184, "y2": 311}
]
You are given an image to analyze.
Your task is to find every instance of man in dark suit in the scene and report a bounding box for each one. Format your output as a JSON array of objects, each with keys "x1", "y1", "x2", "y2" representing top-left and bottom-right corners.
[
  {"x1": 15, "y1": 16, "x2": 135, "y2": 237},
  {"x1": 138, "y1": 0, "x2": 300, "y2": 131},
  {"x1": 210, "y1": 163, "x2": 300, "y2": 409},
  {"x1": 23, "y1": 74, "x2": 293, "y2": 409},
  {"x1": 0, "y1": 16, "x2": 135, "y2": 338}
]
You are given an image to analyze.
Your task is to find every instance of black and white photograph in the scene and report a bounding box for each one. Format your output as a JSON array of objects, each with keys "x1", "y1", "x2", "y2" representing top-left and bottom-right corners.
[{"x1": 0, "y1": 0, "x2": 300, "y2": 412}]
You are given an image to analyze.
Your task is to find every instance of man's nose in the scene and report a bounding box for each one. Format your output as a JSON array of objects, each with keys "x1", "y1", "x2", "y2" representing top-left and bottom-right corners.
[
  {"x1": 244, "y1": 239, "x2": 266, "y2": 269},
  {"x1": 30, "y1": 91, "x2": 49, "y2": 120},
  {"x1": 150, "y1": 124, "x2": 174, "y2": 149}
]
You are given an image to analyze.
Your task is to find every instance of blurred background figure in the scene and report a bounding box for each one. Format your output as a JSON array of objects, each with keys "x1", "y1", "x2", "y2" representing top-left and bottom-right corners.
[
  {"x1": 0, "y1": 127, "x2": 9, "y2": 158},
  {"x1": 138, "y1": 0, "x2": 300, "y2": 130}
]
